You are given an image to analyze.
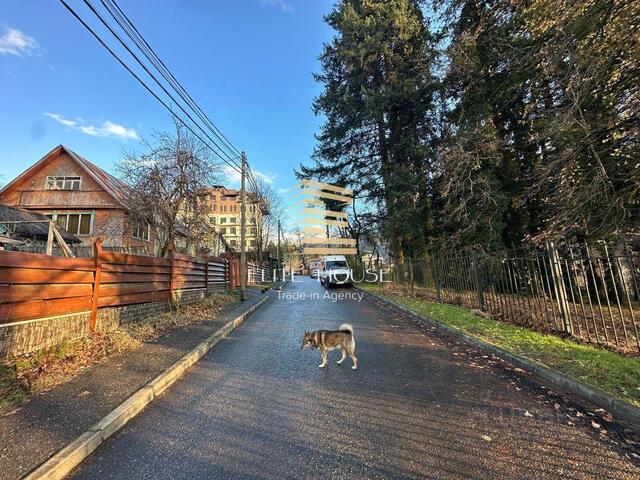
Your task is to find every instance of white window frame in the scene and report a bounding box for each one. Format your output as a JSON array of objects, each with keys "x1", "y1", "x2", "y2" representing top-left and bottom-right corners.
[
  {"x1": 131, "y1": 221, "x2": 151, "y2": 242},
  {"x1": 45, "y1": 176, "x2": 82, "y2": 191}
]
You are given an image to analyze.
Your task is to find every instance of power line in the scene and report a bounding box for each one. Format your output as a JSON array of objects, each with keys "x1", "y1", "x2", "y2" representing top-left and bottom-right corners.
[
  {"x1": 57, "y1": 0, "x2": 242, "y2": 175},
  {"x1": 59, "y1": 0, "x2": 271, "y2": 206},
  {"x1": 80, "y1": 0, "x2": 241, "y2": 169},
  {"x1": 101, "y1": 0, "x2": 242, "y2": 160}
]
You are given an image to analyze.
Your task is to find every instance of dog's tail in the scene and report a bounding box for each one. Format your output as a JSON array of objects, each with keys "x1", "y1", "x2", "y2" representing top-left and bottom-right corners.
[{"x1": 339, "y1": 323, "x2": 354, "y2": 335}]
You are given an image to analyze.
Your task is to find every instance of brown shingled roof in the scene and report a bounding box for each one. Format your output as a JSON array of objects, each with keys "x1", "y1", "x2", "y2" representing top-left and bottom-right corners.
[{"x1": 63, "y1": 146, "x2": 131, "y2": 206}]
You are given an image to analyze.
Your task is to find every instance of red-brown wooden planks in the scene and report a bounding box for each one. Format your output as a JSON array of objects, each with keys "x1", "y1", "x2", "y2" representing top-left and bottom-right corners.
[
  {"x1": 98, "y1": 290, "x2": 170, "y2": 307},
  {"x1": 100, "y1": 251, "x2": 170, "y2": 267},
  {"x1": 0, "y1": 296, "x2": 93, "y2": 323},
  {"x1": 172, "y1": 259, "x2": 206, "y2": 271},
  {"x1": 0, "y1": 268, "x2": 95, "y2": 284},
  {"x1": 101, "y1": 263, "x2": 170, "y2": 275},
  {"x1": 99, "y1": 282, "x2": 170, "y2": 296},
  {"x1": 101, "y1": 272, "x2": 171, "y2": 284},
  {"x1": 0, "y1": 248, "x2": 231, "y2": 325},
  {"x1": 0, "y1": 250, "x2": 94, "y2": 271},
  {"x1": 172, "y1": 267, "x2": 206, "y2": 277},
  {"x1": 0, "y1": 283, "x2": 93, "y2": 302}
]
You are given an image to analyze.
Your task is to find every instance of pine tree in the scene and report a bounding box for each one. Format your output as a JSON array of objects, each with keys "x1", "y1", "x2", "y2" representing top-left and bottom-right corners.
[{"x1": 300, "y1": 0, "x2": 439, "y2": 262}]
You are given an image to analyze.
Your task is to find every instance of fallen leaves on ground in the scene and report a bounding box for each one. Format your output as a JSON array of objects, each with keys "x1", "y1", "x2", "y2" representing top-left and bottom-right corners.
[{"x1": 0, "y1": 293, "x2": 237, "y2": 412}]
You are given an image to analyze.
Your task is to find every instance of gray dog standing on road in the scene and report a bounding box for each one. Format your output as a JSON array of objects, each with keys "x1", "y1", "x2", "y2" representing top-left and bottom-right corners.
[{"x1": 301, "y1": 323, "x2": 358, "y2": 369}]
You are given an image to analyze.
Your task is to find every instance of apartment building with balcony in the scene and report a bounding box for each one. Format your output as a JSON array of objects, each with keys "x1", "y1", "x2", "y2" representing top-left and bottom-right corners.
[{"x1": 200, "y1": 186, "x2": 264, "y2": 251}]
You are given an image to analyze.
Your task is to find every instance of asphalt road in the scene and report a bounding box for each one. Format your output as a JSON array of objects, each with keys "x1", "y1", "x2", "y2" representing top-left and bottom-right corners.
[{"x1": 69, "y1": 277, "x2": 639, "y2": 480}]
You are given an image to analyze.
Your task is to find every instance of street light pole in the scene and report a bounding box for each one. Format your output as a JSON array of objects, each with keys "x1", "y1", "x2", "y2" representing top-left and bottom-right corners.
[{"x1": 240, "y1": 152, "x2": 247, "y2": 301}]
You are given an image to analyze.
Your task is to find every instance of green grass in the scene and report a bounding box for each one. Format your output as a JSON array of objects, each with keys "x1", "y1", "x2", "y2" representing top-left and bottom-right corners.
[
  {"x1": 0, "y1": 364, "x2": 27, "y2": 411},
  {"x1": 360, "y1": 283, "x2": 640, "y2": 407}
]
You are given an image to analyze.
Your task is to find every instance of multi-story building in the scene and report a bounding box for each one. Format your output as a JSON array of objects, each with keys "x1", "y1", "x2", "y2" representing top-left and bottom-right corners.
[{"x1": 200, "y1": 186, "x2": 263, "y2": 251}]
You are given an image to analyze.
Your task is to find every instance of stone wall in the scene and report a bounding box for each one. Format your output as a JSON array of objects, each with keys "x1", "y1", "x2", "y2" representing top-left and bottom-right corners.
[{"x1": 0, "y1": 288, "x2": 224, "y2": 359}]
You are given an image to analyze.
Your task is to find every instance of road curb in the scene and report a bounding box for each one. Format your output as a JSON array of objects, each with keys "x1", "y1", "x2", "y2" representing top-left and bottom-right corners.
[
  {"x1": 22, "y1": 295, "x2": 270, "y2": 480},
  {"x1": 359, "y1": 288, "x2": 640, "y2": 430}
]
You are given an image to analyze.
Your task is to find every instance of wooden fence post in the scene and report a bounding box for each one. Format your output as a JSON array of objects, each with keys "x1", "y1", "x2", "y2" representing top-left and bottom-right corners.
[
  {"x1": 472, "y1": 250, "x2": 485, "y2": 311},
  {"x1": 168, "y1": 244, "x2": 176, "y2": 304},
  {"x1": 204, "y1": 254, "x2": 209, "y2": 296},
  {"x1": 547, "y1": 242, "x2": 571, "y2": 334},
  {"x1": 89, "y1": 239, "x2": 103, "y2": 332},
  {"x1": 433, "y1": 257, "x2": 442, "y2": 303}
]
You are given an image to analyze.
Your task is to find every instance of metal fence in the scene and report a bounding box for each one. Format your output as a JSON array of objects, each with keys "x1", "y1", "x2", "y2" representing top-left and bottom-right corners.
[{"x1": 391, "y1": 242, "x2": 640, "y2": 354}]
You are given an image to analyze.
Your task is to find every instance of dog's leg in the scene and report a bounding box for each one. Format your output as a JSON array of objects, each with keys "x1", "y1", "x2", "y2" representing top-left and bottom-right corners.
[
  {"x1": 337, "y1": 347, "x2": 347, "y2": 365},
  {"x1": 348, "y1": 347, "x2": 358, "y2": 369},
  {"x1": 319, "y1": 349, "x2": 328, "y2": 368}
]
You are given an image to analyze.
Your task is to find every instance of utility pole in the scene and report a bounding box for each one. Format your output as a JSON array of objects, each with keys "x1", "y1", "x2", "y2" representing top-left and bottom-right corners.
[
  {"x1": 240, "y1": 152, "x2": 247, "y2": 301},
  {"x1": 277, "y1": 219, "x2": 281, "y2": 282}
]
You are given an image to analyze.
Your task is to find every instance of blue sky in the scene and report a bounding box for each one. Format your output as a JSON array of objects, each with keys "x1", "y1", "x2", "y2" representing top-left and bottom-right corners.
[{"x1": 0, "y1": 0, "x2": 335, "y2": 205}]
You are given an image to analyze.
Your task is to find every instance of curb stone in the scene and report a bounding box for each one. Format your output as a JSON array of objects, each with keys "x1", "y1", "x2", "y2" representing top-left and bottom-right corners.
[
  {"x1": 358, "y1": 287, "x2": 640, "y2": 430},
  {"x1": 22, "y1": 295, "x2": 270, "y2": 480}
]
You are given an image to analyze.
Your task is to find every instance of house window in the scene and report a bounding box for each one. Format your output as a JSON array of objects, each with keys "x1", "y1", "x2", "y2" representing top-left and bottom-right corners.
[
  {"x1": 131, "y1": 221, "x2": 150, "y2": 241},
  {"x1": 230, "y1": 217, "x2": 236, "y2": 224},
  {"x1": 230, "y1": 239, "x2": 237, "y2": 246},
  {"x1": 230, "y1": 227, "x2": 237, "y2": 235},
  {"x1": 220, "y1": 217, "x2": 227, "y2": 224},
  {"x1": 208, "y1": 215, "x2": 216, "y2": 224},
  {"x1": 219, "y1": 227, "x2": 226, "y2": 234},
  {"x1": 250, "y1": 227, "x2": 257, "y2": 235},
  {"x1": 46, "y1": 176, "x2": 81, "y2": 190},
  {"x1": 48, "y1": 213, "x2": 92, "y2": 235},
  {"x1": 250, "y1": 239, "x2": 256, "y2": 247}
]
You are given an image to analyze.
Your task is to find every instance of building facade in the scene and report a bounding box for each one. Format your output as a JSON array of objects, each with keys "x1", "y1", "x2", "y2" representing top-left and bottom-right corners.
[
  {"x1": 0, "y1": 145, "x2": 154, "y2": 252},
  {"x1": 200, "y1": 186, "x2": 262, "y2": 251}
]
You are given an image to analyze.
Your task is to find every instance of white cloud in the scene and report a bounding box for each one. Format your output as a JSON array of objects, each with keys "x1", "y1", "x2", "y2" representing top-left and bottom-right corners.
[
  {"x1": 258, "y1": 0, "x2": 293, "y2": 13},
  {"x1": 278, "y1": 187, "x2": 290, "y2": 194},
  {"x1": 254, "y1": 170, "x2": 277, "y2": 184},
  {"x1": 223, "y1": 164, "x2": 242, "y2": 184},
  {"x1": 44, "y1": 113, "x2": 139, "y2": 140},
  {"x1": 0, "y1": 26, "x2": 39, "y2": 56},
  {"x1": 222, "y1": 165, "x2": 277, "y2": 186}
]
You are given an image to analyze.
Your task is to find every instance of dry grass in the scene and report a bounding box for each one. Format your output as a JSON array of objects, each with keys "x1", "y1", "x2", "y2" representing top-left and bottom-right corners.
[{"x1": 0, "y1": 292, "x2": 237, "y2": 412}]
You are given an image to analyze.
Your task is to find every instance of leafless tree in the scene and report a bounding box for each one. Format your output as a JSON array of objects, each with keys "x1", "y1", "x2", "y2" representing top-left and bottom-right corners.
[
  {"x1": 117, "y1": 119, "x2": 221, "y2": 257},
  {"x1": 251, "y1": 176, "x2": 286, "y2": 263}
]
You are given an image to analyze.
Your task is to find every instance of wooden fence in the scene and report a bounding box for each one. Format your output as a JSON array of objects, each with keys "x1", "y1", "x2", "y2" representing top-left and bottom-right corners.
[{"x1": 0, "y1": 240, "x2": 232, "y2": 329}]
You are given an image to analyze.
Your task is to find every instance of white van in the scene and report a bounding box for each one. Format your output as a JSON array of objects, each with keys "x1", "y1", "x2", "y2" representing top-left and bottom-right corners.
[{"x1": 319, "y1": 255, "x2": 352, "y2": 287}]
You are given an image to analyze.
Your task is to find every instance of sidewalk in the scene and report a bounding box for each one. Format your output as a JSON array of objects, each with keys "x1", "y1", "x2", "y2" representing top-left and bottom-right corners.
[{"x1": 0, "y1": 291, "x2": 269, "y2": 480}]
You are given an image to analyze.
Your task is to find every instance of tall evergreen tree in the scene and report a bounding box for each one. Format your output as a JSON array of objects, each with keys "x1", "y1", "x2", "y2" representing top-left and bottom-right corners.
[{"x1": 299, "y1": 0, "x2": 439, "y2": 262}]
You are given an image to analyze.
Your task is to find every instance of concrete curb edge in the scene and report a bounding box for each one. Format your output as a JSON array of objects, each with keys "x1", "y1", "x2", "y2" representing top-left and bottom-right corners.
[
  {"x1": 22, "y1": 295, "x2": 270, "y2": 480},
  {"x1": 359, "y1": 287, "x2": 640, "y2": 429}
]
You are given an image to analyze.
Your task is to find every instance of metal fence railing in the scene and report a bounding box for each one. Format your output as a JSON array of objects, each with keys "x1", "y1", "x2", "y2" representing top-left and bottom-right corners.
[{"x1": 389, "y1": 242, "x2": 640, "y2": 354}]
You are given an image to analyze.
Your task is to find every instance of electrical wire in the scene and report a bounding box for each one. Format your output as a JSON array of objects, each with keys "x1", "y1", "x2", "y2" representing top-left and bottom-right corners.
[
  {"x1": 81, "y1": 0, "x2": 241, "y2": 170},
  {"x1": 101, "y1": 0, "x2": 242, "y2": 160}
]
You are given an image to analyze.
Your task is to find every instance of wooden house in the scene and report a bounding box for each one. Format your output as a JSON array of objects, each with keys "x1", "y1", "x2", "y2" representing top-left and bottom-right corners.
[{"x1": 0, "y1": 145, "x2": 154, "y2": 252}]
